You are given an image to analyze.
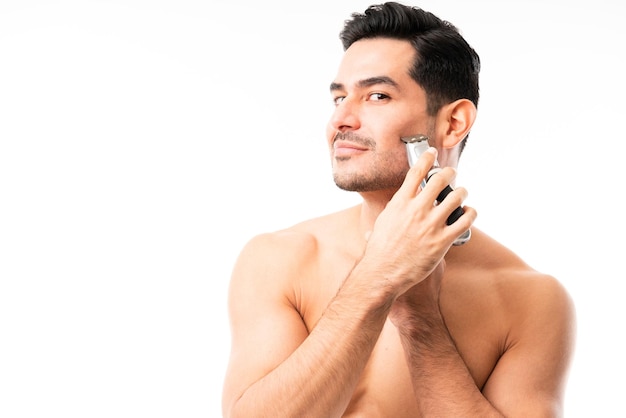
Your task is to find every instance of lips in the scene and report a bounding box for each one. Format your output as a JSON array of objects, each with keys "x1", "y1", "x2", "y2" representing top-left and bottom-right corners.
[
  {"x1": 333, "y1": 140, "x2": 368, "y2": 151},
  {"x1": 333, "y1": 140, "x2": 368, "y2": 158}
]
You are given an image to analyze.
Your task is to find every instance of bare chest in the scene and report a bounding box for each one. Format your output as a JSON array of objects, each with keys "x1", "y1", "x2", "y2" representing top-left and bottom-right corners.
[{"x1": 298, "y1": 254, "x2": 502, "y2": 416}]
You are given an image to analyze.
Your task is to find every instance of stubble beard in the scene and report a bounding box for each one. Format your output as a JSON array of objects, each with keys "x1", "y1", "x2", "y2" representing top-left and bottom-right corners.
[
  {"x1": 331, "y1": 132, "x2": 407, "y2": 192},
  {"x1": 333, "y1": 163, "x2": 406, "y2": 192}
]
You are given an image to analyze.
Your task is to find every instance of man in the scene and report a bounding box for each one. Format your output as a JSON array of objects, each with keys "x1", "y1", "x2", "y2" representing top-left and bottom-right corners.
[{"x1": 222, "y1": 2, "x2": 575, "y2": 417}]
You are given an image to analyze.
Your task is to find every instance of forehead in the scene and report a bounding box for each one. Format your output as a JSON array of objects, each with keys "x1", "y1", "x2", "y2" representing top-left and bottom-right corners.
[{"x1": 334, "y1": 38, "x2": 417, "y2": 89}]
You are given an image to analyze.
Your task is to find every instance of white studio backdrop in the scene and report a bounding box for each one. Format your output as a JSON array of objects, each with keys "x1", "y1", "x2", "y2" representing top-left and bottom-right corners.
[{"x1": 0, "y1": 0, "x2": 623, "y2": 416}]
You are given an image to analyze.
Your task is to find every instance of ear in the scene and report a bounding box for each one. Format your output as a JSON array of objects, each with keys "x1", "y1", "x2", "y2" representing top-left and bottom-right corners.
[{"x1": 435, "y1": 99, "x2": 477, "y2": 149}]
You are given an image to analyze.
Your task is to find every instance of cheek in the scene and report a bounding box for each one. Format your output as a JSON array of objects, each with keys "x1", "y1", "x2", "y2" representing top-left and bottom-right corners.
[{"x1": 377, "y1": 142, "x2": 411, "y2": 171}]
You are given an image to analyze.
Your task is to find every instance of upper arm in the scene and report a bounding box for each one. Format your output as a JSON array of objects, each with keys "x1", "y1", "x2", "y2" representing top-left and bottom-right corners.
[
  {"x1": 221, "y1": 231, "x2": 316, "y2": 415},
  {"x1": 482, "y1": 273, "x2": 576, "y2": 417}
]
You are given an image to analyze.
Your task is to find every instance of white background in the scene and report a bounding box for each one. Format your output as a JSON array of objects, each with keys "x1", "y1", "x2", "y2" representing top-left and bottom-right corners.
[{"x1": 1, "y1": 0, "x2": 624, "y2": 416}]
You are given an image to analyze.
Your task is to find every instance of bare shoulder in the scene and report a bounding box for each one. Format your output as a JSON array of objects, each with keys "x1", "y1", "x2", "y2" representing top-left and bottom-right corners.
[
  {"x1": 444, "y1": 226, "x2": 576, "y2": 356},
  {"x1": 229, "y1": 205, "x2": 362, "y2": 298},
  {"x1": 446, "y1": 228, "x2": 576, "y2": 335},
  {"x1": 235, "y1": 227, "x2": 319, "y2": 271},
  {"x1": 451, "y1": 228, "x2": 575, "y2": 319},
  {"x1": 230, "y1": 223, "x2": 319, "y2": 294}
]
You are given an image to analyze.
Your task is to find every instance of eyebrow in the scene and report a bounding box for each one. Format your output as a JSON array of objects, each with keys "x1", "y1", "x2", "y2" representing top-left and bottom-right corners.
[{"x1": 330, "y1": 76, "x2": 399, "y2": 92}]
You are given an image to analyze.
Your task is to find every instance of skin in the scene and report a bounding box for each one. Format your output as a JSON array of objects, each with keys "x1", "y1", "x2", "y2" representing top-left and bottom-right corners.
[{"x1": 222, "y1": 38, "x2": 576, "y2": 417}]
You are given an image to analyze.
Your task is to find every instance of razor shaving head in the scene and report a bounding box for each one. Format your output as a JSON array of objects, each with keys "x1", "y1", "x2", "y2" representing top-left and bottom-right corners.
[{"x1": 401, "y1": 134, "x2": 429, "y2": 144}]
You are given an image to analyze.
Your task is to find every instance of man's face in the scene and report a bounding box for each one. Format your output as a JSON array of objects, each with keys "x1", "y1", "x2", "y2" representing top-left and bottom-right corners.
[{"x1": 327, "y1": 37, "x2": 434, "y2": 193}]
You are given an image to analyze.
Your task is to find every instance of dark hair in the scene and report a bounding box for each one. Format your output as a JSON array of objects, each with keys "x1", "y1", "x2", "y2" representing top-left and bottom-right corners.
[{"x1": 340, "y1": 2, "x2": 480, "y2": 152}]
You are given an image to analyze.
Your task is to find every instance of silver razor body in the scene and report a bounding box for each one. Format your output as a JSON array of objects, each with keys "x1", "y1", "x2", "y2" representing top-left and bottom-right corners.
[{"x1": 402, "y1": 134, "x2": 434, "y2": 172}]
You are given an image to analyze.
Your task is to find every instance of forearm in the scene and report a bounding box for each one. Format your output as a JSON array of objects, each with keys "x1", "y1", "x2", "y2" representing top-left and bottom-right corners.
[
  {"x1": 229, "y1": 265, "x2": 393, "y2": 418},
  {"x1": 396, "y1": 308, "x2": 504, "y2": 417}
]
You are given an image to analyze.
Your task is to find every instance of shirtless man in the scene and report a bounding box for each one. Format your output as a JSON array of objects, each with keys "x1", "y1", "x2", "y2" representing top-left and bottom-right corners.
[{"x1": 222, "y1": 2, "x2": 576, "y2": 417}]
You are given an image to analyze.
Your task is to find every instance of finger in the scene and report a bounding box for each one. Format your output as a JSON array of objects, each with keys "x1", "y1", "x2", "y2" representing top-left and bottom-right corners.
[
  {"x1": 444, "y1": 202, "x2": 477, "y2": 240},
  {"x1": 422, "y1": 173, "x2": 475, "y2": 231},
  {"x1": 436, "y1": 186, "x2": 468, "y2": 217},
  {"x1": 396, "y1": 147, "x2": 438, "y2": 198},
  {"x1": 453, "y1": 206, "x2": 477, "y2": 242},
  {"x1": 419, "y1": 166, "x2": 457, "y2": 203}
]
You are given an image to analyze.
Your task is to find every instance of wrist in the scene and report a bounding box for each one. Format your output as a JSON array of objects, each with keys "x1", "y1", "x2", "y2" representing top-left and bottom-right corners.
[{"x1": 341, "y1": 258, "x2": 397, "y2": 314}]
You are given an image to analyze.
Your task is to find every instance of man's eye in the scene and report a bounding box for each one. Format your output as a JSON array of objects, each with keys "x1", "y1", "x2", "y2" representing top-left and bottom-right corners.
[
  {"x1": 369, "y1": 93, "x2": 389, "y2": 101},
  {"x1": 333, "y1": 96, "x2": 346, "y2": 106}
]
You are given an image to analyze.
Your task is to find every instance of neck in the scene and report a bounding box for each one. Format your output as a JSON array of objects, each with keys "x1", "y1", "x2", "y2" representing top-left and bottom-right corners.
[
  {"x1": 357, "y1": 189, "x2": 396, "y2": 236},
  {"x1": 437, "y1": 147, "x2": 460, "y2": 171}
]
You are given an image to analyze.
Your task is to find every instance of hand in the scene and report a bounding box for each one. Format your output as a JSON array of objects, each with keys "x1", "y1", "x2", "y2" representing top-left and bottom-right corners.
[{"x1": 362, "y1": 148, "x2": 475, "y2": 298}]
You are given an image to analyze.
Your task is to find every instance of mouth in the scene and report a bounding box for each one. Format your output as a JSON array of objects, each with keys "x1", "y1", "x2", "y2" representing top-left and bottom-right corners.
[
  {"x1": 333, "y1": 140, "x2": 368, "y2": 151},
  {"x1": 333, "y1": 140, "x2": 368, "y2": 159}
]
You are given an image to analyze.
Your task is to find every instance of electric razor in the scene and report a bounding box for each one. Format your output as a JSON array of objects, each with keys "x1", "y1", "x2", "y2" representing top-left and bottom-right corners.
[{"x1": 401, "y1": 134, "x2": 471, "y2": 246}]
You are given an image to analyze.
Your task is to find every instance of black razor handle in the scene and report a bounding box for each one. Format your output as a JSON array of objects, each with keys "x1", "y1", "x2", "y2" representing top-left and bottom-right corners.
[{"x1": 426, "y1": 169, "x2": 464, "y2": 225}]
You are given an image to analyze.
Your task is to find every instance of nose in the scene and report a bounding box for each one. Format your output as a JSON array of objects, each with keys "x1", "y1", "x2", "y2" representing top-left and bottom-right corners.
[{"x1": 329, "y1": 98, "x2": 361, "y2": 133}]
